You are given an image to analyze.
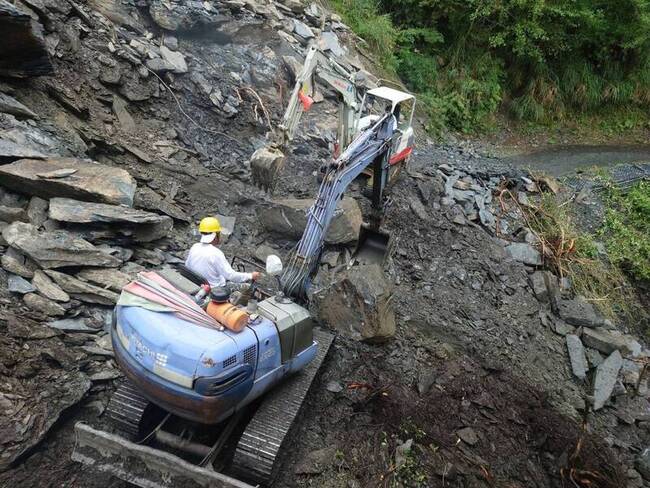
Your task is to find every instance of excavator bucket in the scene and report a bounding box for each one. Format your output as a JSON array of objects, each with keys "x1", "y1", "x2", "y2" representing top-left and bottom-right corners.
[
  {"x1": 354, "y1": 224, "x2": 393, "y2": 265},
  {"x1": 250, "y1": 145, "x2": 285, "y2": 192}
]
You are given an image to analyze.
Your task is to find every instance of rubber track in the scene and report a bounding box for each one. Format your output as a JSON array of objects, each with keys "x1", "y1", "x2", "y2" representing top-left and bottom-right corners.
[
  {"x1": 231, "y1": 329, "x2": 334, "y2": 485},
  {"x1": 106, "y1": 381, "x2": 150, "y2": 439}
]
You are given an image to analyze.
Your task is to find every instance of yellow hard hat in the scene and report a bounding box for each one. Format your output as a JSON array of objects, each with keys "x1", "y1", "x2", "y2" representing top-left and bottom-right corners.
[{"x1": 198, "y1": 216, "x2": 221, "y2": 234}]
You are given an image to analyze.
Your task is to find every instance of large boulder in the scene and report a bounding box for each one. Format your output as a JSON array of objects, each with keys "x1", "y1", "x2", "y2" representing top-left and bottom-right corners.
[
  {"x1": 258, "y1": 197, "x2": 363, "y2": 244},
  {"x1": 0, "y1": 1, "x2": 53, "y2": 78},
  {"x1": 0, "y1": 157, "x2": 136, "y2": 206},
  {"x1": 48, "y1": 198, "x2": 173, "y2": 242},
  {"x1": 310, "y1": 263, "x2": 396, "y2": 342},
  {"x1": 3, "y1": 222, "x2": 122, "y2": 269},
  {"x1": 557, "y1": 296, "x2": 606, "y2": 328}
]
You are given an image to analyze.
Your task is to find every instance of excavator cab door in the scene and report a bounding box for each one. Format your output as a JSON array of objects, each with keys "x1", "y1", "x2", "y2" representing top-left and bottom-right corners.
[{"x1": 354, "y1": 223, "x2": 394, "y2": 266}]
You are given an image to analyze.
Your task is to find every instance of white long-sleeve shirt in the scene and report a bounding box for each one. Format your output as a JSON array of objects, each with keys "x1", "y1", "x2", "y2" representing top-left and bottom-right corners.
[{"x1": 185, "y1": 243, "x2": 252, "y2": 288}]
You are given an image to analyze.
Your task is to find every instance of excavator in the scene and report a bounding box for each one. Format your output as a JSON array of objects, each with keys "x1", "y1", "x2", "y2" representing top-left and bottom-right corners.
[
  {"x1": 250, "y1": 34, "x2": 416, "y2": 193},
  {"x1": 71, "y1": 61, "x2": 414, "y2": 488}
]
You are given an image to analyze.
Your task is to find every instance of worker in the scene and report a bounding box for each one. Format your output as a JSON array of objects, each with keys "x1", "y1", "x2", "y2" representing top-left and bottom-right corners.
[{"x1": 185, "y1": 217, "x2": 261, "y2": 288}]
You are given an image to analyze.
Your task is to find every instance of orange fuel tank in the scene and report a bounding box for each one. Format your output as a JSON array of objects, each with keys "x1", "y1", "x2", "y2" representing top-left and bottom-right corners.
[{"x1": 206, "y1": 301, "x2": 250, "y2": 332}]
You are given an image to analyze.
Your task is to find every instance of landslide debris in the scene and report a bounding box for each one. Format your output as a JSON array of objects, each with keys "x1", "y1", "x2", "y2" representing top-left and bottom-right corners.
[{"x1": 0, "y1": 1, "x2": 648, "y2": 488}]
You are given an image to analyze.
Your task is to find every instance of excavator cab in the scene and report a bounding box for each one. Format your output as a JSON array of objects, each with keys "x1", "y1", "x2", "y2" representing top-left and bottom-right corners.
[{"x1": 358, "y1": 87, "x2": 416, "y2": 184}]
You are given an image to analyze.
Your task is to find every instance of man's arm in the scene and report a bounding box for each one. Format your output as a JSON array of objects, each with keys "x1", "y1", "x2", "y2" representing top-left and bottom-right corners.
[{"x1": 212, "y1": 251, "x2": 253, "y2": 283}]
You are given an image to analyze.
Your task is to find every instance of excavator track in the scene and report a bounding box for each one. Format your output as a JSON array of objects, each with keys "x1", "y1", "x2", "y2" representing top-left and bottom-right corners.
[
  {"x1": 106, "y1": 381, "x2": 150, "y2": 439},
  {"x1": 231, "y1": 328, "x2": 334, "y2": 485}
]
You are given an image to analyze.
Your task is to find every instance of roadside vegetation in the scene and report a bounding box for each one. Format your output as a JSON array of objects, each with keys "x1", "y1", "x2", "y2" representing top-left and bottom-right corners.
[
  {"x1": 330, "y1": 0, "x2": 650, "y2": 135},
  {"x1": 518, "y1": 177, "x2": 649, "y2": 329}
]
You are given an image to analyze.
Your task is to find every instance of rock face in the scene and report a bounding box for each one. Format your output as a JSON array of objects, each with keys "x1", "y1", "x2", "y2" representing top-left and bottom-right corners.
[
  {"x1": 48, "y1": 198, "x2": 173, "y2": 242},
  {"x1": 566, "y1": 335, "x2": 588, "y2": 380},
  {"x1": 582, "y1": 328, "x2": 642, "y2": 357},
  {"x1": 593, "y1": 350, "x2": 623, "y2": 410},
  {"x1": 0, "y1": 158, "x2": 136, "y2": 206},
  {"x1": 44, "y1": 270, "x2": 119, "y2": 305},
  {"x1": 310, "y1": 264, "x2": 396, "y2": 342},
  {"x1": 3, "y1": 222, "x2": 122, "y2": 269},
  {"x1": 0, "y1": 1, "x2": 53, "y2": 78},
  {"x1": 259, "y1": 197, "x2": 363, "y2": 244}
]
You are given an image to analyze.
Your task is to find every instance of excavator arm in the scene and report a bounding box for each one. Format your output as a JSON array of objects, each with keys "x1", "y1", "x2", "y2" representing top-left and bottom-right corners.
[
  {"x1": 281, "y1": 112, "x2": 394, "y2": 299},
  {"x1": 250, "y1": 40, "x2": 363, "y2": 191}
]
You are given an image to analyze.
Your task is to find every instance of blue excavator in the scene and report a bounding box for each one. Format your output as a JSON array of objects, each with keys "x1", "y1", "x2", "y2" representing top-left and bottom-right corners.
[{"x1": 72, "y1": 96, "x2": 414, "y2": 487}]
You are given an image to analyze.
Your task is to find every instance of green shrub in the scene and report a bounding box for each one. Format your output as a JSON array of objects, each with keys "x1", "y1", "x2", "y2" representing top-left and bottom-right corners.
[
  {"x1": 602, "y1": 181, "x2": 650, "y2": 282},
  {"x1": 330, "y1": 0, "x2": 650, "y2": 133}
]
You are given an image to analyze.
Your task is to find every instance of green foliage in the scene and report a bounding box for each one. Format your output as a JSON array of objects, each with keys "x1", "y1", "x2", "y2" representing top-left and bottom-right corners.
[
  {"x1": 329, "y1": 0, "x2": 397, "y2": 67},
  {"x1": 602, "y1": 181, "x2": 650, "y2": 282},
  {"x1": 331, "y1": 0, "x2": 650, "y2": 133}
]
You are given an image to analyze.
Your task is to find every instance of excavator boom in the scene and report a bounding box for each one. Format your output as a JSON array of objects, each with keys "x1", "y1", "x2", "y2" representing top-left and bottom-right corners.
[{"x1": 281, "y1": 112, "x2": 394, "y2": 299}]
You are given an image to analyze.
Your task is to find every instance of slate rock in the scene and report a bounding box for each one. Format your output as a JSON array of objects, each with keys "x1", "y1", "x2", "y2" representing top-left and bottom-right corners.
[
  {"x1": 26, "y1": 196, "x2": 48, "y2": 227},
  {"x1": 3, "y1": 222, "x2": 122, "y2": 268},
  {"x1": 49, "y1": 198, "x2": 173, "y2": 242},
  {"x1": 505, "y1": 242, "x2": 542, "y2": 266},
  {"x1": 254, "y1": 244, "x2": 277, "y2": 263},
  {"x1": 0, "y1": 92, "x2": 37, "y2": 119},
  {"x1": 0, "y1": 157, "x2": 136, "y2": 206},
  {"x1": 528, "y1": 271, "x2": 549, "y2": 302},
  {"x1": 557, "y1": 296, "x2": 605, "y2": 328},
  {"x1": 318, "y1": 31, "x2": 345, "y2": 57},
  {"x1": 44, "y1": 270, "x2": 119, "y2": 305},
  {"x1": 0, "y1": 204, "x2": 28, "y2": 222},
  {"x1": 457, "y1": 427, "x2": 479, "y2": 446},
  {"x1": 582, "y1": 328, "x2": 642, "y2": 357},
  {"x1": 159, "y1": 45, "x2": 187, "y2": 74},
  {"x1": 1, "y1": 246, "x2": 38, "y2": 278},
  {"x1": 7, "y1": 274, "x2": 35, "y2": 294},
  {"x1": 585, "y1": 348, "x2": 604, "y2": 369},
  {"x1": 310, "y1": 263, "x2": 396, "y2": 342},
  {"x1": 258, "y1": 197, "x2": 362, "y2": 244},
  {"x1": 112, "y1": 96, "x2": 135, "y2": 132},
  {"x1": 89, "y1": 369, "x2": 122, "y2": 382},
  {"x1": 293, "y1": 19, "x2": 314, "y2": 39},
  {"x1": 47, "y1": 317, "x2": 96, "y2": 332},
  {"x1": 23, "y1": 293, "x2": 66, "y2": 317},
  {"x1": 77, "y1": 268, "x2": 130, "y2": 292},
  {"x1": 0, "y1": 138, "x2": 46, "y2": 164},
  {"x1": 133, "y1": 187, "x2": 190, "y2": 222},
  {"x1": 32, "y1": 270, "x2": 70, "y2": 302},
  {"x1": 566, "y1": 335, "x2": 588, "y2": 380},
  {"x1": 593, "y1": 350, "x2": 622, "y2": 410}
]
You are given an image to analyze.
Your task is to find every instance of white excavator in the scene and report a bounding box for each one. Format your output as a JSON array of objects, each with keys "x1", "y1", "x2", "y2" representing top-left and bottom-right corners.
[{"x1": 250, "y1": 34, "x2": 416, "y2": 192}]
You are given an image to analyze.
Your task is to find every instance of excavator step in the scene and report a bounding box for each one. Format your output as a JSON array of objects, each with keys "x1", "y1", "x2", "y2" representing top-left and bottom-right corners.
[
  {"x1": 72, "y1": 422, "x2": 254, "y2": 488},
  {"x1": 231, "y1": 328, "x2": 334, "y2": 485}
]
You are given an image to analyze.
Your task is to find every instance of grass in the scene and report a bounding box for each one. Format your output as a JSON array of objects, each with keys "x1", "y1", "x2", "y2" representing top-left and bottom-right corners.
[
  {"x1": 601, "y1": 181, "x2": 650, "y2": 283},
  {"x1": 515, "y1": 187, "x2": 645, "y2": 325}
]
